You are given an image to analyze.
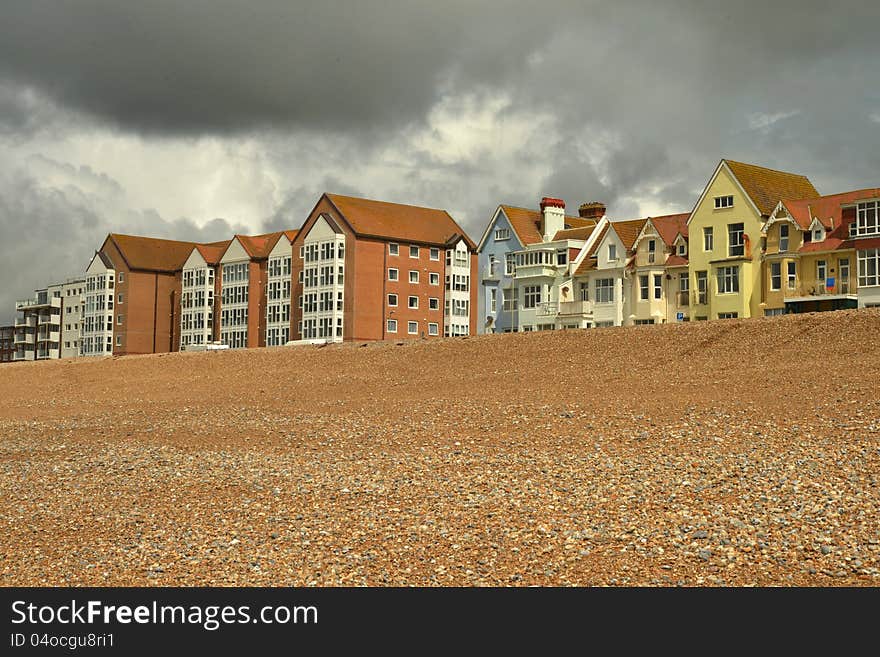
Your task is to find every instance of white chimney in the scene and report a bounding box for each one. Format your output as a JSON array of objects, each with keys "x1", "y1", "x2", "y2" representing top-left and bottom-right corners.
[{"x1": 541, "y1": 197, "x2": 565, "y2": 242}]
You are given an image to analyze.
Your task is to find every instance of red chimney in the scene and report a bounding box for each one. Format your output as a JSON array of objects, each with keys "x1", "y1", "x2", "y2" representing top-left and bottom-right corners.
[{"x1": 540, "y1": 197, "x2": 566, "y2": 211}]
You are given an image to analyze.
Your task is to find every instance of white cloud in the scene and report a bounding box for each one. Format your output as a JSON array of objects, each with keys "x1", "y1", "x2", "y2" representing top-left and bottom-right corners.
[
  {"x1": 869, "y1": 112, "x2": 880, "y2": 124},
  {"x1": 747, "y1": 110, "x2": 801, "y2": 132}
]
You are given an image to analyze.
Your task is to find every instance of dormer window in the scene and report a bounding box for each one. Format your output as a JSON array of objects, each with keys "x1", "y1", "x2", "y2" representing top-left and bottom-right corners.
[
  {"x1": 556, "y1": 249, "x2": 567, "y2": 266},
  {"x1": 608, "y1": 243, "x2": 617, "y2": 260},
  {"x1": 714, "y1": 195, "x2": 734, "y2": 209},
  {"x1": 855, "y1": 200, "x2": 879, "y2": 236},
  {"x1": 677, "y1": 242, "x2": 687, "y2": 256},
  {"x1": 813, "y1": 226, "x2": 823, "y2": 242}
]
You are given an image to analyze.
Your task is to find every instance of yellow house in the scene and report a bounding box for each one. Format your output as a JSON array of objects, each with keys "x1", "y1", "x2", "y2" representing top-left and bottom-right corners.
[
  {"x1": 687, "y1": 160, "x2": 819, "y2": 320},
  {"x1": 762, "y1": 190, "x2": 871, "y2": 314}
]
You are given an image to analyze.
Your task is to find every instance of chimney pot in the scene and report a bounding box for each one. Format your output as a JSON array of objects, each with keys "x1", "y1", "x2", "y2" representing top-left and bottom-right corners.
[{"x1": 578, "y1": 202, "x2": 606, "y2": 220}]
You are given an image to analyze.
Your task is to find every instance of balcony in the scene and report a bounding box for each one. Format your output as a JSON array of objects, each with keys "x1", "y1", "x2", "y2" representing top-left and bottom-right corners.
[
  {"x1": 695, "y1": 291, "x2": 708, "y2": 305},
  {"x1": 676, "y1": 291, "x2": 690, "y2": 307},
  {"x1": 14, "y1": 316, "x2": 37, "y2": 328},
  {"x1": 13, "y1": 350, "x2": 35, "y2": 361},
  {"x1": 535, "y1": 302, "x2": 558, "y2": 317},
  {"x1": 37, "y1": 331, "x2": 61, "y2": 343},
  {"x1": 13, "y1": 333, "x2": 35, "y2": 345},
  {"x1": 514, "y1": 264, "x2": 558, "y2": 279},
  {"x1": 16, "y1": 296, "x2": 61, "y2": 311},
  {"x1": 38, "y1": 313, "x2": 61, "y2": 325},
  {"x1": 482, "y1": 266, "x2": 501, "y2": 282},
  {"x1": 783, "y1": 279, "x2": 856, "y2": 300},
  {"x1": 558, "y1": 300, "x2": 592, "y2": 316}
]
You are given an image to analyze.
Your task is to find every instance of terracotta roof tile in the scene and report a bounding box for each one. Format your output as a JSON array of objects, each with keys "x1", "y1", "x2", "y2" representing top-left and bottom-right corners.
[
  {"x1": 649, "y1": 213, "x2": 690, "y2": 246},
  {"x1": 195, "y1": 240, "x2": 231, "y2": 265},
  {"x1": 327, "y1": 194, "x2": 475, "y2": 248},
  {"x1": 725, "y1": 160, "x2": 819, "y2": 216},
  {"x1": 665, "y1": 254, "x2": 689, "y2": 267},
  {"x1": 609, "y1": 218, "x2": 648, "y2": 250},
  {"x1": 552, "y1": 225, "x2": 597, "y2": 242},
  {"x1": 783, "y1": 188, "x2": 880, "y2": 230},
  {"x1": 109, "y1": 234, "x2": 198, "y2": 273},
  {"x1": 500, "y1": 205, "x2": 594, "y2": 246},
  {"x1": 235, "y1": 232, "x2": 286, "y2": 259}
]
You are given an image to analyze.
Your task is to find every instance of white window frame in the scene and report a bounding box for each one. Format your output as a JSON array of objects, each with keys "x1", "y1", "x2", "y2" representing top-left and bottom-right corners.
[
  {"x1": 386, "y1": 319, "x2": 397, "y2": 333},
  {"x1": 408, "y1": 295, "x2": 419, "y2": 309},
  {"x1": 409, "y1": 245, "x2": 419, "y2": 259},
  {"x1": 494, "y1": 228, "x2": 511, "y2": 241},
  {"x1": 639, "y1": 275, "x2": 649, "y2": 301},
  {"x1": 523, "y1": 285, "x2": 541, "y2": 309},
  {"x1": 389, "y1": 242, "x2": 399, "y2": 256},
  {"x1": 428, "y1": 322, "x2": 439, "y2": 336},
  {"x1": 728, "y1": 223, "x2": 745, "y2": 257},
  {"x1": 779, "y1": 224, "x2": 789, "y2": 252},
  {"x1": 770, "y1": 262, "x2": 781, "y2": 291},
  {"x1": 388, "y1": 268, "x2": 399, "y2": 281},
  {"x1": 714, "y1": 195, "x2": 734, "y2": 209},
  {"x1": 717, "y1": 265, "x2": 739, "y2": 294},
  {"x1": 388, "y1": 293, "x2": 398, "y2": 307},
  {"x1": 407, "y1": 321, "x2": 418, "y2": 335},
  {"x1": 608, "y1": 243, "x2": 617, "y2": 261},
  {"x1": 787, "y1": 261, "x2": 797, "y2": 289},
  {"x1": 703, "y1": 226, "x2": 713, "y2": 252},
  {"x1": 595, "y1": 278, "x2": 614, "y2": 304},
  {"x1": 409, "y1": 270, "x2": 419, "y2": 284},
  {"x1": 430, "y1": 247, "x2": 440, "y2": 261},
  {"x1": 430, "y1": 297, "x2": 440, "y2": 310},
  {"x1": 429, "y1": 272, "x2": 439, "y2": 285},
  {"x1": 858, "y1": 248, "x2": 879, "y2": 286}
]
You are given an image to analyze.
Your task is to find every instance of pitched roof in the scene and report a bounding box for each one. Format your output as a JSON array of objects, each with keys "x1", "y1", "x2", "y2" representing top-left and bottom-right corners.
[
  {"x1": 235, "y1": 231, "x2": 286, "y2": 259},
  {"x1": 195, "y1": 240, "x2": 231, "y2": 265},
  {"x1": 783, "y1": 188, "x2": 880, "y2": 230},
  {"x1": 650, "y1": 213, "x2": 690, "y2": 246},
  {"x1": 108, "y1": 234, "x2": 197, "y2": 273},
  {"x1": 552, "y1": 225, "x2": 597, "y2": 242},
  {"x1": 725, "y1": 160, "x2": 819, "y2": 216},
  {"x1": 326, "y1": 193, "x2": 475, "y2": 248},
  {"x1": 574, "y1": 223, "x2": 610, "y2": 275},
  {"x1": 609, "y1": 218, "x2": 648, "y2": 250},
  {"x1": 283, "y1": 229, "x2": 299, "y2": 242},
  {"x1": 665, "y1": 254, "x2": 689, "y2": 267},
  {"x1": 500, "y1": 205, "x2": 595, "y2": 246}
]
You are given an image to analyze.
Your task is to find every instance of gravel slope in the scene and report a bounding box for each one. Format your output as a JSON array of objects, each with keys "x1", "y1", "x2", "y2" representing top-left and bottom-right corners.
[{"x1": 1, "y1": 309, "x2": 879, "y2": 586}]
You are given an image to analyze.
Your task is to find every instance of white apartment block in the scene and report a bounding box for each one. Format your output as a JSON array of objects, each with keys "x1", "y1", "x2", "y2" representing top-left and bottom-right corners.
[
  {"x1": 180, "y1": 248, "x2": 216, "y2": 349},
  {"x1": 81, "y1": 252, "x2": 116, "y2": 356},
  {"x1": 266, "y1": 237, "x2": 293, "y2": 346},
  {"x1": 14, "y1": 285, "x2": 62, "y2": 361},
  {"x1": 299, "y1": 216, "x2": 345, "y2": 342},
  {"x1": 61, "y1": 278, "x2": 85, "y2": 358},
  {"x1": 444, "y1": 239, "x2": 471, "y2": 337}
]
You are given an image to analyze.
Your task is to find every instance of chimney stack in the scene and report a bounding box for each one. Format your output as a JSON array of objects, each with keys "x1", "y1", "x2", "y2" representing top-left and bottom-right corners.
[
  {"x1": 578, "y1": 201, "x2": 606, "y2": 220},
  {"x1": 540, "y1": 197, "x2": 566, "y2": 242}
]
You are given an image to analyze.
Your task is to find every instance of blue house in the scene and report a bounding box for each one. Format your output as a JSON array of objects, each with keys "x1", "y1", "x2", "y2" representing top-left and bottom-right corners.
[{"x1": 475, "y1": 199, "x2": 604, "y2": 333}]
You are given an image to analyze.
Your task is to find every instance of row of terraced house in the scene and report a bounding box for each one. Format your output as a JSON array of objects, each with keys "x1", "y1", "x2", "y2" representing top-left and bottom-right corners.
[
  {"x1": 476, "y1": 159, "x2": 880, "y2": 332},
  {"x1": 6, "y1": 159, "x2": 880, "y2": 361}
]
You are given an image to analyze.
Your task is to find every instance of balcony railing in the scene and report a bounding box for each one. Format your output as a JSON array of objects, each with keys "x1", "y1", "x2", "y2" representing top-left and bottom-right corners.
[
  {"x1": 535, "y1": 302, "x2": 558, "y2": 316},
  {"x1": 14, "y1": 316, "x2": 37, "y2": 328},
  {"x1": 13, "y1": 350, "x2": 35, "y2": 361},
  {"x1": 695, "y1": 291, "x2": 708, "y2": 305},
  {"x1": 13, "y1": 333, "x2": 35, "y2": 345},
  {"x1": 15, "y1": 297, "x2": 61, "y2": 310},
  {"x1": 676, "y1": 291, "x2": 690, "y2": 307},
  {"x1": 784, "y1": 279, "x2": 854, "y2": 299},
  {"x1": 558, "y1": 300, "x2": 592, "y2": 316},
  {"x1": 482, "y1": 266, "x2": 500, "y2": 282}
]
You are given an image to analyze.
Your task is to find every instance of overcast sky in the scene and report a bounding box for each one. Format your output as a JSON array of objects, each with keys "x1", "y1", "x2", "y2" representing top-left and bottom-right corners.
[{"x1": 2, "y1": 1, "x2": 879, "y2": 322}]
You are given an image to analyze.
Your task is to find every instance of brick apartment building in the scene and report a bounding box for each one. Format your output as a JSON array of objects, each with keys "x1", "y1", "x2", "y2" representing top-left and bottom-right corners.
[
  {"x1": 291, "y1": 194, "x2": 477, "y2": 342},
  {"x1": 81, "y1": 234, "x2": 199, "y2": 356},
  {"x1": 216, "y1": 231, "x2": 295, "y2": 349}
]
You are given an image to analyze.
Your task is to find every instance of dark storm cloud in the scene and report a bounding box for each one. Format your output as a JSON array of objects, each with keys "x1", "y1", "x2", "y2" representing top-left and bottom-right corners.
[
  {"x1": 0, "y1": 165, "x2": 248, "y2": 324},
  {"x1": 0, "y1": 0, "x2": 554, "y2": 137}
]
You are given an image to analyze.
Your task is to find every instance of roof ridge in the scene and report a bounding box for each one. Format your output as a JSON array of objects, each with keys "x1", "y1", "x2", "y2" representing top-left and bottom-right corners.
[{"x1": 724, "y1": 159, "x2": 812, "y2": 180}]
